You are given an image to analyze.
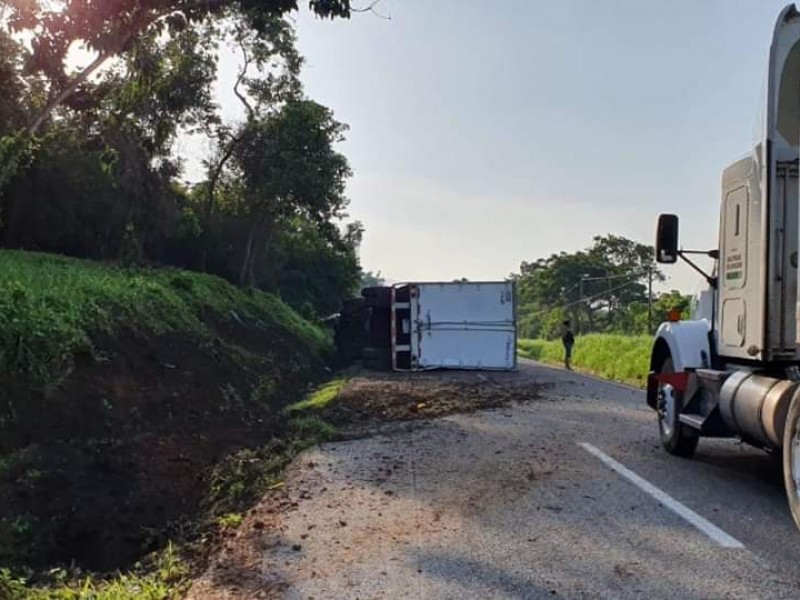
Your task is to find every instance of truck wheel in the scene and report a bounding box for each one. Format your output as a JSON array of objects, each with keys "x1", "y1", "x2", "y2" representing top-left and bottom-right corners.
[
  {"x1": 658, "y1": 357, "x2": 699, "y2": 457},
  {"x1": 782, "y1": 394, "x2": 800, "y2": 530}
]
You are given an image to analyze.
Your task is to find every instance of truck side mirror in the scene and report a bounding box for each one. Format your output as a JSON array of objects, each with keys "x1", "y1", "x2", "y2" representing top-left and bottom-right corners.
[{"x1": 656, "y1": 214, "x2": 679, "y2": 264}]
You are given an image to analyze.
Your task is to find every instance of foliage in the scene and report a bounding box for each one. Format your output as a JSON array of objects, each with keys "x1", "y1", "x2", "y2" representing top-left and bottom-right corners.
[
  {"x1": 274, "y1": 220, "x2": 362, "y2": 318},
  {"x1": 0, "y1": 250, "x2": 330, "y2": 385},
  {"x1": 360, "y1": 270, "x2": 385, "y2": 290},
  {"x1": 229, "y1": 99, "x2": 352, "y2": 286},
  {"x1": 0, "y1": 0, "x2": 352, "y2": 130},
  {"x1": 515, "y1": 234, "x2": 669, "y2": 339},
  {"x1": 0, "y1": 3, "x2": 358, "y2": 595},
  {"x1": 216, "y1": 513, "x2": 243, "y2": 529},
  {"x1": 0, "y1": 7, "x2": 361, "y2": 323},
  {"x1": 289, "y1": 414, "x2": 338, "y2": 442},
  {"x1": 201, "y1": 412, "x2": 335, "y2": 529},
  {"x1": 288, "y1": 377, "x2": 348, "y2": 412},
  {"x1": 2, "y1": 542, "x2": 189, "y2": 599},
  {"x1": 617, "y1": 290, "x2": 693, "y2": 335},
  {"x1": 518, "y1": 334, "x2": 652, "y2": 387}
]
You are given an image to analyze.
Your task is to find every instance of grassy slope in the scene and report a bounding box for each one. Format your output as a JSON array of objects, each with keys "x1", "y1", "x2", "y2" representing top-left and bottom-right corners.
[
  {"x1": 0, "y1": 250, "x2": 329, "y2": 385},
  {"x1": 518, "y1": 334, "x2": 651, "y2": 388},
  {"x1": 0, "y1": 250, "x2": 333, "y2": 599}
]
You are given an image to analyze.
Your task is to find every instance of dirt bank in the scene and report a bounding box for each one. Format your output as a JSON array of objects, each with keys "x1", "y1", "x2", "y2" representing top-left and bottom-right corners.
[{"x1": 0, "y1": 315, "x2": 327, "y2": 575}]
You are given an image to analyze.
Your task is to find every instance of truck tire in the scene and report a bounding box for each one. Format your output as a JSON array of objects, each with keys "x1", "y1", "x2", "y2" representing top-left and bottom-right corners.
[
  {"x1": 658, "y1": 357, "x2": 699, "y2": 457},
  {"x1": 782, "y1": 393, "x2": 800, "y2": 530}
]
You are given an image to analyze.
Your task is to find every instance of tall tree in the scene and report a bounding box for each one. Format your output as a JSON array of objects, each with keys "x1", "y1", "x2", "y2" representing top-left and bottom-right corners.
[
  {"x1": 0, "y1": 0, "x2": 351, "y2": 190},
  {"x1": 1, "y1": 17, "x2": 219, "y2": 255},
  {"x1": 516, "y1": 235, "x2": 662, "y2": 338},
  {"x1": 231, "y1": 99, "x2": 351, "y2": 286},
  {"x1": 1, "y1": 0, "x2": 350, "y2": 135}
]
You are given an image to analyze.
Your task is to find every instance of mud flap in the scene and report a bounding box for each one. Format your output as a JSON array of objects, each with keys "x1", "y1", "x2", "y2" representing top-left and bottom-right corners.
[{"x1": 647, "y1": 371, "x2": 690, "y2": 410}]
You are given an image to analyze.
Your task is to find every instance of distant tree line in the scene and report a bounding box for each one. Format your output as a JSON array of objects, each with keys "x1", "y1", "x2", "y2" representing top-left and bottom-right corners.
[
  {"x1": 0, "y1": 0, "x2": 362, "y2": 318},
  {"x1": 514, "y1": 235, "x2": 692, "y2": 339}
]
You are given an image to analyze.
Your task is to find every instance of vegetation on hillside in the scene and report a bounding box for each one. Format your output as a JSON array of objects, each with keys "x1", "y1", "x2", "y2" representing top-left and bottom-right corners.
[
  {"x1": 518, "y1": 334, "x2": 652, "y2": 388},
  {"x1": 0, "y1": 1, "x2": 362, "y2": 319},
  {"x1": 0, "y1": 250, "x2": 329, "y2": 385},
  {"x1": 0, "y1": 251, "x2": 337, "y2": 596},
  {"x1": 0, "y1": 1, "x2": 366, "y2": 593},
  {"x1": 514, "y1": 235, "x2": 692, "y2": 340}
]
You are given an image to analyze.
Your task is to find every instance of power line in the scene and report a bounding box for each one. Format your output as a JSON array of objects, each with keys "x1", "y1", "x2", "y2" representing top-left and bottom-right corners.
[
  {"x1": 525, "y1": 274, "x2": 645, "y2": 320},
  {"x1": 580, "y1": 269, "x2": 650, "y2": 282}
]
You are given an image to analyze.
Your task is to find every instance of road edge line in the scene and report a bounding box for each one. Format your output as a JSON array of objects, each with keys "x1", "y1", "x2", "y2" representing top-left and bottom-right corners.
[
  {"x1": 518, "y1": 357, "x2": 642, "y2": 393},
  {"x1": 578, "y1": 442, "x2": 745, "y2": 549}
]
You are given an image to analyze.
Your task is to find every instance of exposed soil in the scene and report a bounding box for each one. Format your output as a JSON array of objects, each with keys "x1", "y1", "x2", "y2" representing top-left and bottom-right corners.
[
  {"x1": 322, "y1": 368, "x2": 543, "y2": 435},
  {"x1": 0, "y1": 316, "x2": 326, "y2": 574}
]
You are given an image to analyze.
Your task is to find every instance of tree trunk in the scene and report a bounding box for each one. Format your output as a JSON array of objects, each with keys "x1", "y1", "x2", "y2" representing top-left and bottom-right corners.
[{"x1": 239, "y1": 218, "x2": 259, "y2": 287}]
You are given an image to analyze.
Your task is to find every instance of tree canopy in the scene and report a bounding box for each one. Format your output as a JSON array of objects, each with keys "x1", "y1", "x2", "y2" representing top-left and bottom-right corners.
[
  {"x1": 515, "y1": 235, "x2": 689, "y2": 339},
  {"x1": 1, "y1": 0, "x2": 351, "y2": 134},
  {"x1": 0, "y1": 0, "x2": 365, "y2": 318}
]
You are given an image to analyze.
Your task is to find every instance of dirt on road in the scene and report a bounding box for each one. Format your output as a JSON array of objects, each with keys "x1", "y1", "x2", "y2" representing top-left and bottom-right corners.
[
  {"x1": 324, "y1": 368, "x2": 544, "y2": 434},
  {"x1": 187, "y1": 366, "x2": 546, "y2": 599}
]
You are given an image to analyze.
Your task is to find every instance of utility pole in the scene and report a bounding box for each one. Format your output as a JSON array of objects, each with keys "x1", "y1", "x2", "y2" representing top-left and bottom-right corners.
[
  {"x1": 647, "y1": 264, "x2": 653, "y2": 335},
  {"x1": 579, "y1": 274, "x2": 590, "y2": 335},
  {"x1": 578, "y1": 277, "x2": 584, "y2": 335}
]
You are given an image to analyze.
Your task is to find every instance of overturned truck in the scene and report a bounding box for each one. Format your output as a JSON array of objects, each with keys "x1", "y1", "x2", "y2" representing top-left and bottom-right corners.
[{"x1": 337, "y1": 281, "x2": 517, "y2": 372}]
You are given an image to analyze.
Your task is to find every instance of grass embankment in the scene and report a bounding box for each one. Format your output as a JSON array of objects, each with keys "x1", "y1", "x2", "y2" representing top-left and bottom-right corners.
[
  {"x1": 0, "y1": 250, "x2": 327, "y2": 385},
  {"x1": 518, "y1": 334, "x2": 651, "y2": 388},
  {"x1": 0, "y1": 250, "x2": 334, "y2": 598}
]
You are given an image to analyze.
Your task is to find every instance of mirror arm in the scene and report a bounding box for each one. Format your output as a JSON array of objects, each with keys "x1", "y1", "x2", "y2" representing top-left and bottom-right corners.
[
  {"x1": 679, "y1": 250, "x2": 718, "y2": 289},
  {"x1": 681, "y1": 249, "x2": 719, "y2": 259}
]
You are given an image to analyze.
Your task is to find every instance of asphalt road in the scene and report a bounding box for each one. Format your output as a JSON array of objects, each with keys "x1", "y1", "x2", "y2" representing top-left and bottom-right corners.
[{"x1": 260, "y1": 360, "x2": 800, "y2": 599}]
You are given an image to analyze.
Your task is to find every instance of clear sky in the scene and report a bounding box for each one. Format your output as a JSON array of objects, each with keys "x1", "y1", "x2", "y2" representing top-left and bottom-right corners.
[{"x1": 189, "y1": 0, "x2": 795, "y2": 292}]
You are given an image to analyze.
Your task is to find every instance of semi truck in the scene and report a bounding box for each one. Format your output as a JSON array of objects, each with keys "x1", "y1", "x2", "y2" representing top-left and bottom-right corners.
[
  {"x1": 649, "y1": 4, "x2": 800, "y2": 529},
  {"x1": 340, "y1": 281, "x2": 517, "y2": 372}
]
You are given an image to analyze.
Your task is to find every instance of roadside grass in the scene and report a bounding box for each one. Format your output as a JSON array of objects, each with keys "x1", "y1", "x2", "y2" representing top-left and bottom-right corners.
[
  {"x1": 287, "y1": 377, "x2": 348, "y2": 412},
  {"x1": 518, "y1": 334, "x2": 651, "y2": 388},
  {"x1": 0, "y1": 249, "x2": 330, "y2": 386},
  {"x1": 0, "y1": 543, "x2": 189, "y2": 600}
]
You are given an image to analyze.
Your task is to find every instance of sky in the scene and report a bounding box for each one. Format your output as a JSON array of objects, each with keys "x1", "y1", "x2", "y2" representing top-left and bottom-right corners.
[{"x1": 186, "y1": 0, "x2": 796, "y2": 292}]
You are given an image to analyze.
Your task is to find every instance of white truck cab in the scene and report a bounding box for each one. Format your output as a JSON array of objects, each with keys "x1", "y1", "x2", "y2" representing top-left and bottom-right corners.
[{"x1": 649, "y1": 4, "x2": 800, "y2": 531}]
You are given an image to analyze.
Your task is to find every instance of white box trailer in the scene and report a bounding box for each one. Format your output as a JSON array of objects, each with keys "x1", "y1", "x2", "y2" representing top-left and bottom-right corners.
[{"x1": 390, "y1": 281, "x2": 517, "y2": 371}]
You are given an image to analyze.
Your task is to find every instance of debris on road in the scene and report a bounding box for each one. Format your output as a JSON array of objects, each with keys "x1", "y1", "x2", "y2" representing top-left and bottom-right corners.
[{"x1": 321, "y1": 368, "x2": 543, "y2": 435}]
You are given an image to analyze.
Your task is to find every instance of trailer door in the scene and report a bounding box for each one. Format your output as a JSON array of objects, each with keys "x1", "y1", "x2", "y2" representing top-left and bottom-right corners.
[{"x1": 407, "y1": 282, "x2": 516, "y2": 371}]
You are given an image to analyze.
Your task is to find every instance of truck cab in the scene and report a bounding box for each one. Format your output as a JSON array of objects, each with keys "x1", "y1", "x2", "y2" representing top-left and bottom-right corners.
[{"x1": 649, "y1": 4, "x2": 800, "y2": 531}]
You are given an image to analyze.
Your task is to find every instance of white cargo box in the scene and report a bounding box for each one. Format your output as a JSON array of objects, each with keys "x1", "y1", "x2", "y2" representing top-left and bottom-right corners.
[{"x1": 390, "y1": 281, "x2": 517, "y2": 371}]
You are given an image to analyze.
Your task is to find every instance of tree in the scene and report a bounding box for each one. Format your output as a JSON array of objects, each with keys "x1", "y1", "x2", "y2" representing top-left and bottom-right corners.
[
  {"x1": 1, "y1": 0, "x2": 350, "y2": 134},
  {"x1": 231, "y1": 99, "x2": 351, "y2": 286},
  {"x1": 275, "y1": 218, "x2": 362, "y2": 317},
  {"x1": 0, "y1": 3, "x2": 364, "y2": 318},
  {"x1": 516, "y1": 235, "x2": 663, "y2": 338},
  {"x1": 0, "y1": 0, "x2": 352, "y2": 190},
  {"x1": 360, "y1": 270, "x2": 385, "y2": 289},
  {"x1": 0, "y1": 18, "x2": 219, "y2": 256}
]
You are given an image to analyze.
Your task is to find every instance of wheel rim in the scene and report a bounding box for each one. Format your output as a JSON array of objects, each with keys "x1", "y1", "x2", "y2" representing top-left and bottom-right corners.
[
  {"x1": 792, "y1": 428, "x2": 800, "y2": 496},
  {"x1": 659, "y1": 384, "x2": 676, "y2": 438}
]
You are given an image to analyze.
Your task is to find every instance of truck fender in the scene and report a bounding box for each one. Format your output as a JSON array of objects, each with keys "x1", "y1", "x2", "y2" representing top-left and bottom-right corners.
[{"x1": 647, "y1": 320, "x2": 711, "y2": 409}]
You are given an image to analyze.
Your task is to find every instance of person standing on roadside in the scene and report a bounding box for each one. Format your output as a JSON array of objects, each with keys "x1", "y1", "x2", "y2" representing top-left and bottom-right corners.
[{"x1": 561, "y1": 320, "x2": 575, "y2": 370}]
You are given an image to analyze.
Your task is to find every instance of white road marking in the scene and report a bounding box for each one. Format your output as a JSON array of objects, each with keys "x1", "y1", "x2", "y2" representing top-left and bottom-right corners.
[{"x1": 578, "y1": 442, "x2": 745, "y2": 549}]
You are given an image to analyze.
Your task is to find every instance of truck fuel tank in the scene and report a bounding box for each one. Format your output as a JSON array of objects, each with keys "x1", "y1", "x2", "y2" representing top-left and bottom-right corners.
[{"x1": 719, "y1": 371, "x2": 797, "y2": 447}]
